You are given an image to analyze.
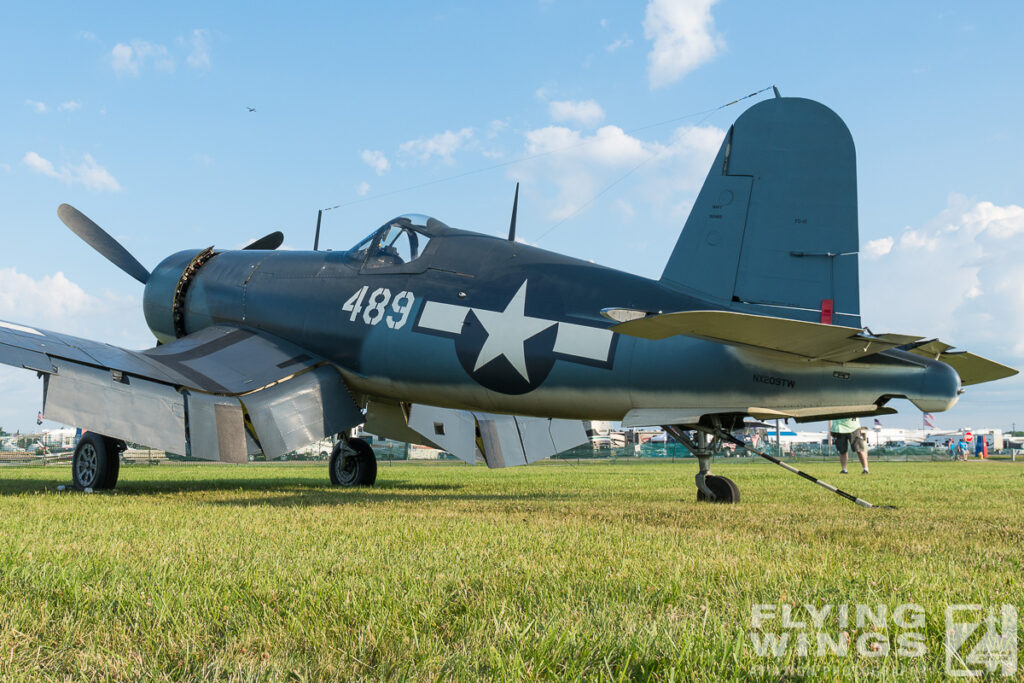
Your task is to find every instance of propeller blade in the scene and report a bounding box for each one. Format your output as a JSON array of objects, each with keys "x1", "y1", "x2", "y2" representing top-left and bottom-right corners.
[
  {"x1": 57, "y1": 204, "x2": 150, "y2": 284},
  {"x1": 243, "y1": 231, "x2": 284, "y2": 250}
]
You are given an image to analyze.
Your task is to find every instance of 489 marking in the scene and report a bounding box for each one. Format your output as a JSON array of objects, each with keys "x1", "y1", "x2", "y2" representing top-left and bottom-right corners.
[{"x1": 342, "y1": 286, "x2": 415, "y2": 329}]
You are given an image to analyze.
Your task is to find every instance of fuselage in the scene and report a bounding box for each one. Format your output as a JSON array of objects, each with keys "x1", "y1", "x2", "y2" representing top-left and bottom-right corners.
[{"x1": 142, "y1": 219, "x2": 960, "y2": 422}]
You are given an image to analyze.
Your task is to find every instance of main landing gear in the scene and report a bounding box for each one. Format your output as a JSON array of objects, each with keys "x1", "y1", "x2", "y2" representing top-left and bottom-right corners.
[
  {"x1": 329, "y1": 436, "x2": 377, "y2": 487},
  {"x1": 665, "y1": 419, "x2": 895, "y2": 509},
  {"x1": 664, "y1": 423, "x2": 740, "y2": 503},
  {"x1": 71, "y1": 433, "x2": 125, "y2": 491}
]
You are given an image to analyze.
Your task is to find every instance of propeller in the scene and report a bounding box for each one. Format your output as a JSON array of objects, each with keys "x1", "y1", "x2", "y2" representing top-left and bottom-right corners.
[
  {"x1": 57, "y1": 204, "x2": 151, "y2": 284},
  {"x1": 243, "y1": 231, "x2": 285, "y2": 250},
  {"x1": 57, "y1": 204, "x2": 286, "y2": 282}
]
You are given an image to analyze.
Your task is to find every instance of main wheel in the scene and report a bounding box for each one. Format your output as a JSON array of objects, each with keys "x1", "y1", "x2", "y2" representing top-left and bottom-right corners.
[
  {"x1": 72, "y1": 434, "x2": 121, "y2": 491},
  {"x1": 697, "y1": 474, "x2": 740, "y2": 503},
  {"x1": 329, "y1": 438, "x2": 377, "y2": 487}
]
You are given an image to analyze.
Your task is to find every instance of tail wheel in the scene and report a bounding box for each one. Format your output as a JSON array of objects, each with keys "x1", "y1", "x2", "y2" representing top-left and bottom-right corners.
[
  {"x1": 72, "y1": 434, "x2": 122, "y2": 491},
  {"x1": 697, "y1": 474, "x2": 740, "y2": 503},
  {"x1": 329, "y1": 438, "x2": 377, "y2": 487}
]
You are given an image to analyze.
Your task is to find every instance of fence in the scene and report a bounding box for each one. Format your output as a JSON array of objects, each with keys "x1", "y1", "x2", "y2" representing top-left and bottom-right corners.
[{"x1": 550, "y1": 442, "x2": 1020, "y2": 463}]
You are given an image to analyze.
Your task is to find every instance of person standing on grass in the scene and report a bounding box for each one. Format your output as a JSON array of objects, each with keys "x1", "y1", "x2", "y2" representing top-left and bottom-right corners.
[{"x1": 831, "y1": 417, "x2": 870, "y2": 474}]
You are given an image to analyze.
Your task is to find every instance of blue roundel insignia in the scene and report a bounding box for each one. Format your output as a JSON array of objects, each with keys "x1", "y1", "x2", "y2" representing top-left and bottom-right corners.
[{"x1": 413, "y1": 280, "x2": 616, "y2": 395}]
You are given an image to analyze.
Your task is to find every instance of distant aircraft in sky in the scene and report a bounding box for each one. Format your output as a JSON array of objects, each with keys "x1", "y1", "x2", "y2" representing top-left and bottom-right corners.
[
  {"x1": 247, "y1": 106, "x2": 256, "y2": 112},
  {"x1": 0, "y1": 94, "x2": 1015, "y2": 502}
]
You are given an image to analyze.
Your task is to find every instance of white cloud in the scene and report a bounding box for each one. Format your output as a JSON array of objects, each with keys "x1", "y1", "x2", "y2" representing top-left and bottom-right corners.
[
  {"x1": 614, "y1": 199, "x2": 635, "y2": 222},
  {"x1": 111, "y1": 43, "x2": 135, "y2": 74},
  {"x1": 399, "y1": 128, "x2": 474, "y2": 164},
  {"x1": 185, "y1": 29, "x2": 211, "y2": 69},
  {"x1": 0, "y1": 268, "x2": 148, "y2": 432},
  {"x1": 75, "y1": 155, "x2": 122, "y2": 191},
  {"x1": 22, "y1": 152, "x2": 122, "y2": 192},
  {"x1": 861, "y1": 195, "x2": 1024, "y2": 358},
  {"x1": 360, "y1": 149, "x2": 390, "y2": 175},
  {"x1": 960, "y1": 201, "x2": 1024, "y2": 239},
  {"x1": 58, "y1": 100, "x2": 81, "y2": 112},
  {"x1": 487, "y1": 119, "x2": 509, "y2": 138},
  {"x1": 79, "y1": 31, "x2": 97, "y2": 41},
  {"x1": 25, "y1": 100, "x2": 47, "y2": 114},
  {"x1": 356, "y1": 181, "x2": 371, "y2": 196},
  {"x1": 864, "y1": 236, "x2": 894, "y2": 258},
  {"x1": 606, "y1": 36, "x2": 633, "y2": 53},
  {"x1": 549, "y1": 99, "x2": 605, "y2": 127},
  {"x1": 111, "y1": 40, "x2": 174, "y2": 76},
  {"x1": 899, "y1": 228, "x2": 939, "y2": 251},
  {"x1": 520, "y1": 121, "x2": 724, "y2": 221},
  {"x1": 22, "y1": 152, "x2": 58, "y2": 177},
  {"x1": 0, "y1": 269, "x2": 99, "y2": 321},
  {"x1": 644, "y1": 0, "x2": 724, "y2": 88},
  {"x1": 527, "y1": 125, "x2": 650, "y2": 165}
]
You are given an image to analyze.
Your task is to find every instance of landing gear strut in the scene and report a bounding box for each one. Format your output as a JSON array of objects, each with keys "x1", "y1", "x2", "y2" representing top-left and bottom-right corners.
[
  {"x1": 329, "y1": 436, "x2": 377, "y2": 487},
  {"x1": 664, "y1": 424, "x2": 739, "y2": 503},
  {"x1": 665, "y1": 420, "x2": 895, "y2": 509}
]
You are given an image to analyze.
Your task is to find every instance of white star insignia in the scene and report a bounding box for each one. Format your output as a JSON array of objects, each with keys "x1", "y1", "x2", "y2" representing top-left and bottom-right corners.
[{"x1": 472, "y1": 281, "x2": 555, "y2": 381}]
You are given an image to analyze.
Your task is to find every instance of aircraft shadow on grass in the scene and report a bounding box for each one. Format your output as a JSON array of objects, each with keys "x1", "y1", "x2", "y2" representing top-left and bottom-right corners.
[{"x1": 0, "y1": 474, "x2": 573, "y2": 505}]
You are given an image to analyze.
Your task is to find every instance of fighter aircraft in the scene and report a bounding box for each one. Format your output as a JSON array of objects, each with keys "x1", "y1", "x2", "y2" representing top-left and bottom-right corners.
[{"x1": 0, "y1": 93, "x2": 1016, "y2": 501}]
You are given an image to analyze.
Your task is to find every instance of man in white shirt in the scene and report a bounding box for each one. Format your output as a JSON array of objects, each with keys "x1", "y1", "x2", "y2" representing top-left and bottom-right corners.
[{"x1": 831, "y1": 417, "x2": 869, "y2": 474}]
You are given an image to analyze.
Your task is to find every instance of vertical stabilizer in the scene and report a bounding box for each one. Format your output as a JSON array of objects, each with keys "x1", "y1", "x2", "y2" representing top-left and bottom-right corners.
[{"x1": 660, "y1": 97, "x2": 860, "y2": 327}]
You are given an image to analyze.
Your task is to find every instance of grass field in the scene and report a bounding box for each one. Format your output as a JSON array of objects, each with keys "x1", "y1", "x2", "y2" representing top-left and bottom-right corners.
[{"x1": 1, "y1": 458, "x2": 1022, "y2": 681}]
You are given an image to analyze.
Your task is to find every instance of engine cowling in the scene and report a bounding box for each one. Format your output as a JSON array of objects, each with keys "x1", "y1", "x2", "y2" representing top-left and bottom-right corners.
[{"x1": 143, "y1": 248, "x2": 213, "y2": 344}]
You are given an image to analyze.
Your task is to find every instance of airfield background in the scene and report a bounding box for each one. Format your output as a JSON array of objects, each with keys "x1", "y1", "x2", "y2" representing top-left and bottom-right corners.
[{"x1": 3, "y1": 425, "x2": 1019, "y2": 466}]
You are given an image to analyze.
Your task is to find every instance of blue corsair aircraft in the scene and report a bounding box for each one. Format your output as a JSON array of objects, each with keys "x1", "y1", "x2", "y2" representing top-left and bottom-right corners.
[{"x1": 0, "y1": 94, "x2": 1016, "y2": 501}]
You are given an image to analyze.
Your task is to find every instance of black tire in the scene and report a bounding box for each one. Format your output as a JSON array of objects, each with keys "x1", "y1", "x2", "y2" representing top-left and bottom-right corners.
[
  {"x1": 697, "y1": 474, "x2": 740, "y2": 503},
  {"x1": 72, "y1": 433, "x2": 119, "y2": 491},
  {"x1": 101, "y1": 438, "x2": 123, "y2": 489},
  {"x1": 329, "y1": 438, "x2": 377, "y2": 487}
]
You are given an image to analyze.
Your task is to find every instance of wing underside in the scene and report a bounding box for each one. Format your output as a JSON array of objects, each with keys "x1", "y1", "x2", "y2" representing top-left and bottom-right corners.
[{"x1": 0, "y1": 320, "x2": 364, "y2": 460}]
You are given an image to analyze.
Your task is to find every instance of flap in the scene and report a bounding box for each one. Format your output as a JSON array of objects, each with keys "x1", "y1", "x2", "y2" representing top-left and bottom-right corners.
[
  {"x1": 240, "y1": 366, "x2": 365, "y2": 459},
  {"x1": 43, "y1": 361, "x2": 187, "y2": 455},
  {"x1": 402, "y1": 404, "x2": 587, "y2": 468},
  {"x1": 611, "y1": 310, "x2": 920, "y2": 363}
]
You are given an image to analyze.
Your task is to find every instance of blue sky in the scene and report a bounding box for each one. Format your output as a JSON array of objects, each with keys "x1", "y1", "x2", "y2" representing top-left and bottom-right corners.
[{"x1": 1, "y1": 1, "x2": 1022, "y2": 433}]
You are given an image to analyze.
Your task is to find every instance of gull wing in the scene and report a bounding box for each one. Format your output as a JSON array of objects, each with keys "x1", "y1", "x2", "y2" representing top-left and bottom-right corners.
[{"x1": 0, "y1": 320, "x2": 363, "y2": 460}]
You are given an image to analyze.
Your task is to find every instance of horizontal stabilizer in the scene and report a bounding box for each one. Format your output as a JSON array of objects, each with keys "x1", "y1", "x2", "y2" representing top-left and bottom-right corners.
[
  {"x1": 611, "y1": 310, "x2": 920, "y2": 363},
  {"x1": 904, "y1": 342, "x2": 1018, "y2": 386}
]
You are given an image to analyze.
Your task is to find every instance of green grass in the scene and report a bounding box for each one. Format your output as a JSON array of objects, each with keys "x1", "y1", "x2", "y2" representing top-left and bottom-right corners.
[{"x1": 1, "y1": 459, "x2": 1022, "y2": 681}]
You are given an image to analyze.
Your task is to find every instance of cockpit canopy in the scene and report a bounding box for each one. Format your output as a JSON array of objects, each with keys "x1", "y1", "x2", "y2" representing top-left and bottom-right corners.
[{"x1": 342, "y1": 214, "x2": 449, "y2": 269}]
